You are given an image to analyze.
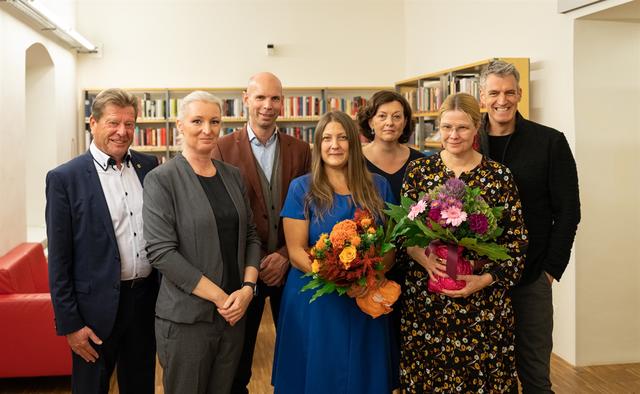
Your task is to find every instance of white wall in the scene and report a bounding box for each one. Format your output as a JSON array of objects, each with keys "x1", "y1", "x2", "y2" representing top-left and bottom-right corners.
[
  {"x1": 25, "y1": 44, "x2": 56, "y2": 232},
  {"x1": 0, "y1": 4, "x2": 77, "y2": 255},
  {"x1": 403, "y1": 0, "x2": 579, "y2": 364},
  {"x1": 75, "y1": 0, "x2": 405, "y2": 88},
  {"x1": 574, "y1": 19, "x2": 640, "y2": 365}
]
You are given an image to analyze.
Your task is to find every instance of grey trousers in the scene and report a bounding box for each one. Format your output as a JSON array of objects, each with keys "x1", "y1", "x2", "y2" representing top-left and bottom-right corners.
[
  {"x1": 156, "y1": 315, "x2": 245, "y2": 394},
  {"x1": 511, "y1": 271, "x2": 554, "y2": 394}
]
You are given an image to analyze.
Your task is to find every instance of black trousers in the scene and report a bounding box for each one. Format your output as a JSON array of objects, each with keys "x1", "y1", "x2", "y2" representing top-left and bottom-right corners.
[
  {"x1": 512, "y1": 271, "x2": 555, "y2": 394},
  {"x1": 71, "y1": 277, "x2": 158, "y2": 394},
  {"x1": 230, "y1": 280, "x2": 283, "y2": 394}
]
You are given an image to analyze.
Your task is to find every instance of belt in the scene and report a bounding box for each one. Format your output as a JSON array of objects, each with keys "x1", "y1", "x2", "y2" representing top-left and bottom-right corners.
[{"x1": 121, "y1": 276, "x2": 150, "y2": 289}]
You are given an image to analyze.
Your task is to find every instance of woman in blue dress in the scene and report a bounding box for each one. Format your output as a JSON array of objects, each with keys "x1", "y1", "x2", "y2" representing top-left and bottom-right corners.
[{"x1": 272, "y1": 110, "x2": 395, "y2": 394}]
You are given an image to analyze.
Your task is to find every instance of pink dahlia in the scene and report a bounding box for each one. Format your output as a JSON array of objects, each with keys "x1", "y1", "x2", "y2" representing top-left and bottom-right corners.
[{"x1": 440, "y1": 206, "x2": 467, "y2": 227}]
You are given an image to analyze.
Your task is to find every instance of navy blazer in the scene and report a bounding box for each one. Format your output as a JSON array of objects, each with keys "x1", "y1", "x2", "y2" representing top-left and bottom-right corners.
[{"x1": 45, "y1": 150, "x2": 158, "y2": 339}]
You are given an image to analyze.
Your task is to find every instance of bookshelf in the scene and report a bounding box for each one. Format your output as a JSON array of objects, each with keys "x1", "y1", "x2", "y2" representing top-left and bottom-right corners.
[
  {"x1": 395, "y1": 57, "x2": 530, "y2": 151},
  {"x1": 81, "y1": 86, "x2": 391, "y2": 161}
]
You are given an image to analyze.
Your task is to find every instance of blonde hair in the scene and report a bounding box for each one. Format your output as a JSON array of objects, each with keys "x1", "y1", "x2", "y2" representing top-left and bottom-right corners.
[
  {"x1": 91, "y1": 88, "x2": 138, "y2": 121},
  {"x1": 306, "y1": 111, "x2": 384, "y2": 220},
  {"x1": 438, "y1": 93, "x2": 482, "y2": 127}
]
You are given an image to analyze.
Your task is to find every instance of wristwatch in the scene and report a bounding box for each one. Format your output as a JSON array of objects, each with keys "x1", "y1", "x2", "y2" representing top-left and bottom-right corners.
[{"x1": 242, "y1": 281, "x2": 258, "y2": 296}]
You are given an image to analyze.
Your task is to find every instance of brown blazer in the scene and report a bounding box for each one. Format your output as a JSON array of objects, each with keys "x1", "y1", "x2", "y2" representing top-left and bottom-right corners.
[{"x1": 212, "y1": 125, "x2": 311, "y2": 258}]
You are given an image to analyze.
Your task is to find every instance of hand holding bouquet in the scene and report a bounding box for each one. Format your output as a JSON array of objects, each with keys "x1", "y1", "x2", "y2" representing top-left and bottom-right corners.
[
  {"x1": 301, "y1": 209, "x2": 400, "y2": 318},
  {"x1": 386, "y1": 178, "x2": 510, "y2": 293}
]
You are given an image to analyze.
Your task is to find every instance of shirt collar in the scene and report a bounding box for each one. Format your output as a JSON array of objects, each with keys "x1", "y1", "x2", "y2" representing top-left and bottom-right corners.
[
  {"x1": 247, "y1": 123, "x2": 278, "y2": 147},
  {"x1": 90, "y1": 141, "x2": 131, "y2": 171}
]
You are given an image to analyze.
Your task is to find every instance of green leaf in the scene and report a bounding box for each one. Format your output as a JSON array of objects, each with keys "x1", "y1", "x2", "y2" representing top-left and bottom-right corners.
[
  {"x1": 381, "y1": 242, "x2": 396, "y2": 254},
  {"x1": 458, "y1": 238, "x2": 511, "y2": 260},
  {"x1": 384, "y1": 202, "x2": 409, "y2": 222},
  {"x1": 309, "y1": 282, "x2": 337, "y2": 303},
  {"x1": 300, "y1": 277, "x2": 323, "y2": 293}
]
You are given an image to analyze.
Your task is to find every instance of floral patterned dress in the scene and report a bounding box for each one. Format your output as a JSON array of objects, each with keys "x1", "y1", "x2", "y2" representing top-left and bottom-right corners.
[{"x1": 399, "y1": 154, "x2": 528, "y2": 393}]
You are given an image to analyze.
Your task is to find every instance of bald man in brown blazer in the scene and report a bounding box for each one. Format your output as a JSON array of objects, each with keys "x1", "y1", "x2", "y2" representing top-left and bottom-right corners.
[{"x1": 212, "y1": 72, "x2": 311, "y2": 394}]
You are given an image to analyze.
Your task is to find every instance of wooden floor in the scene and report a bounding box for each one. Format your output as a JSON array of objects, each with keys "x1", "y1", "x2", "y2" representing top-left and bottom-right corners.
[{"x1": 1, "y1": 304, "x2": 638, "y2": 394}]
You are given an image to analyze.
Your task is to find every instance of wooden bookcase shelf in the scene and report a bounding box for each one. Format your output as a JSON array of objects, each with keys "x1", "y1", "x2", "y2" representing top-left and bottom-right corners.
[
  {"x1": 81, "y1": 86, "x2": 391, "y2": 161},
  {"x1": 396, "y1": 57, "x2": 530, "y2": 151}
]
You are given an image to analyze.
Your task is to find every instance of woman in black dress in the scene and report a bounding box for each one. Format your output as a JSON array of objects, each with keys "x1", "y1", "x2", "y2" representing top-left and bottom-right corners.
[{"x1": 357, "y1": 90, "x2": 423, "y2": 389}]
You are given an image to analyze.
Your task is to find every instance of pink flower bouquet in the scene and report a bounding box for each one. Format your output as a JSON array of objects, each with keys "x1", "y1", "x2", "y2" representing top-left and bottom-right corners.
[{"x1": 385, "y1": 178, "x2": 510, "y2": 293}]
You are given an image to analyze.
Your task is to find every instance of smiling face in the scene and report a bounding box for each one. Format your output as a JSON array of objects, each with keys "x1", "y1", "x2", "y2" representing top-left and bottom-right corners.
[
  {"x1": 368, "y1": 100, "x2": 407, "y2": 143},
  {"x1": 177, "y1": 100, "x2": 222, "y2": 155},
  {"x1": 480, "y1": 73, "x2": 522, "y2": 132},
  {"x1": 243, "y1": 73, "x2": 283, "y2": 133},
  {"x1": 320, "y1": 121, "x2": 350, "y2": 170},
  {"x1": 439, "y1": 109, "x2": 479, "y2": 155},
  {"x1": 90, "y1": 104, "x2": 136, "y2": 162}
]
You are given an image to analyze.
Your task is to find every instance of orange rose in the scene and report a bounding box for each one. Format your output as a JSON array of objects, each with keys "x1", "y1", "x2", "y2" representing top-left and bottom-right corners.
[{"x1": 339, "y1": 245, "x2": 357, "y2": 269}]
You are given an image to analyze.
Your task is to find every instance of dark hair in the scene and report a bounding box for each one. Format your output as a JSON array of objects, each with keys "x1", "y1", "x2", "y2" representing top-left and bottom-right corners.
[
  {"x1": 356, "y1": 90, "x2": 414, "y2": 143},
  {"x1": 91, "y1": 88, "x2": 139, "y2": 121}
]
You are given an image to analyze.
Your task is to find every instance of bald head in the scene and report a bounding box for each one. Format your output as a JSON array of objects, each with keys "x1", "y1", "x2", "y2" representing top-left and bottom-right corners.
[
  {"x1": 247, "y1": 72, "x2": 283, "y2": 96},
  {"x1": 243, "y1": 72, "x2": 284, "y2": 136}
]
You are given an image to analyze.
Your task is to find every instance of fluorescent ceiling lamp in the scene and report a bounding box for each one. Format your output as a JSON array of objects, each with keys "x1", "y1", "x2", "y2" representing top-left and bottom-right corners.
[{"x1": 3, "y1": 0, "x2": 97, "y2": 53}]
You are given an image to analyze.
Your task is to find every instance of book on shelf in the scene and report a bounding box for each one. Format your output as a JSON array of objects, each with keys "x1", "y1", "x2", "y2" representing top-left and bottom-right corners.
[
  {"x1": 282, "y1": 96, "x2": 321, "y2": 118},
  {"x1": 281, "y1": 126, "x2": 316, "y2": 143},
  {"x1": 133, "y1": 126, "x2": 169, "y2": 147},
  {"x1": 84, "y1": 92, "x2": 96, "y2": 118},
  {"x1": 326, "y1": 96, "x2": 367, "y2": 117}
]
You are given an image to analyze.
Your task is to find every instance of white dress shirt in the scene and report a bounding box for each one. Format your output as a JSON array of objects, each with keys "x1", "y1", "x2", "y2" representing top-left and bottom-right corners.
[
  {"x1": 247, "y1": 124, "x2": 279, "y2": 183},
  {"x1": 90, "y1": 142, "x2": 152, "y2": 280}
]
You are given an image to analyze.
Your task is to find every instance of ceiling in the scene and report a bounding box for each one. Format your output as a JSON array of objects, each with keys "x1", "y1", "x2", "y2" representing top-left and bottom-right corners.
[{"x1": 580, "y1": 0, "x2": 640, "y2": 22}]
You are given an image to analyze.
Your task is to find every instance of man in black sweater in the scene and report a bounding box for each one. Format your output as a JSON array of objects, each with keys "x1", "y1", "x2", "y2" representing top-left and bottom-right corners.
[{"x1": 478, "y1": 60, "x2": 580, "y2": 393}]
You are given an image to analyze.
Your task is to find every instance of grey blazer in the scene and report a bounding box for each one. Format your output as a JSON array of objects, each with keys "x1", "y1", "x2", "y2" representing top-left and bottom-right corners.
[{"x1": 143, "y1": 154, "x2": 261, "y2": 323}]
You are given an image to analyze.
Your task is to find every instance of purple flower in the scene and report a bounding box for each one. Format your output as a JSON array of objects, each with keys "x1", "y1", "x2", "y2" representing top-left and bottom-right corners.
[
  {"x1": 442, "y1": 178, "x2": 466, "y2": 199},
  {"x1": 468, "y1": 213, "x2": 489, "y2": 234}
]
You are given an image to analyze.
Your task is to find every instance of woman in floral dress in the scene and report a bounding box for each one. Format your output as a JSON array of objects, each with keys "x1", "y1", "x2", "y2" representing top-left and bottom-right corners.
[{"x1": 399, "y1": 93, "x2": 528, "y2": 393}]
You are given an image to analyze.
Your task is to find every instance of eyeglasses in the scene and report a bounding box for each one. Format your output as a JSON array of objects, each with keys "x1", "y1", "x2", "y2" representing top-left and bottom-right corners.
[{"x1": 439, "y1": 124, "x2": 475, "y2": 135}]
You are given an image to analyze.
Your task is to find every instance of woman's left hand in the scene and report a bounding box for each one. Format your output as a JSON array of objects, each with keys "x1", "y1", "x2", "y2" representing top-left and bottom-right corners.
[
  {"x1": 217, "y1": 286, "x2": 254, "y2": 326},
  {"x1": 440, "y1": 273, "x2": 494, "y2": 298}
]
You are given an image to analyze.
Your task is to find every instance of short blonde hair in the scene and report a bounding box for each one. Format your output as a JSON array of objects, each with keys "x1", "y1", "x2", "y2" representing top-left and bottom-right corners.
[{"x1": 92, "y1": 88, "x2": 138, "y2": 121}]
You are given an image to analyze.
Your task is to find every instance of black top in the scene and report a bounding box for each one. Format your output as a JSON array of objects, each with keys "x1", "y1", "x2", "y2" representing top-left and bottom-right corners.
[
  {"x1": 198, "y1": 174, "x2": 241, "y2": 294},
  {"x1": 366, "y1": 147, "x2": 424, "y2": 203},
  {"x1": 479, "y1": 112, "x2": 581, "y2": 286},
  {"x1": 488, "y1": 134, "x2": 511, "y2": 164}
]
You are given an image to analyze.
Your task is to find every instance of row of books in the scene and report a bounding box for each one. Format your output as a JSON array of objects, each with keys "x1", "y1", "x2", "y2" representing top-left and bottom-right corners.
[
  {"x1": 403, "y1": 75, "x2": 484, "y2": 113},
  {"x1": 85, "y1": 92, "x2": 370, "y2": 121},
  {"x1": 326, "y1": 96, "x2": 368, "y2": 117},
  {"x1": 281, "y1": 126, "x2": 316, "y2": 143},
  {"x1": 133, "y1": 127, "x2": 175, "y2": 147},
  {"x1": 281, "y1": 96, "x2": 322, "y2": 117}
]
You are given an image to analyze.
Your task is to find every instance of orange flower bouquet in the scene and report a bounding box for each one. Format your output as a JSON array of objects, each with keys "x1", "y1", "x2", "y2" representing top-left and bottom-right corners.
[{"x1": 301, "y1": 209, "x2": 400, "y2": 318}]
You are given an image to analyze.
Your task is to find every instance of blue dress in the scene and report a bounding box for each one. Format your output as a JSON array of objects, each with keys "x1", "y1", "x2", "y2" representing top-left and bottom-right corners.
[{"x1": 272, "y1": 173, "x2": 395, "y2": 394}]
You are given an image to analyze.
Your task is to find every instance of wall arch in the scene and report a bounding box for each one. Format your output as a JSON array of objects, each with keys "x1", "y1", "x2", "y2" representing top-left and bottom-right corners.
[{"x1": 25, "y1": 42, "x2": 55, "y2": 242}]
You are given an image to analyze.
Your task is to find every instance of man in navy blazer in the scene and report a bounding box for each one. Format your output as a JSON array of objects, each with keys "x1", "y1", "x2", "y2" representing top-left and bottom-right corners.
[{"x1": 46, "y1": 88, "x2": 159, "y2": 394}]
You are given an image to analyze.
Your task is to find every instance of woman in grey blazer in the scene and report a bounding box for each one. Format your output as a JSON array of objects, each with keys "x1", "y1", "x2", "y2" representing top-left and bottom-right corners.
[{"x1": 143, "y1": 91, "x2": 261, "y2": 394}]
